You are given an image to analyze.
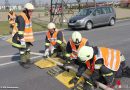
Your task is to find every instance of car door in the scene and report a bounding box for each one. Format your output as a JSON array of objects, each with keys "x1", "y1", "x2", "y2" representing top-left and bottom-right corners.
[
  {"x1": 101, "y1": 7, "x2": 111, "y2": 23},
  {"x1": 91, "y1": 8, "x2": 104, "y2": 26}
]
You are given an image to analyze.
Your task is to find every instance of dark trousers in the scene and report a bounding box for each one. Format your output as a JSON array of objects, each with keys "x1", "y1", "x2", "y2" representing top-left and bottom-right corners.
[
  {"x1": 115, "y1": 61, "x2": 126, "y2": 78},
  {"x1": 92, "y1": 62, "x2": 125, "y2": 86}
]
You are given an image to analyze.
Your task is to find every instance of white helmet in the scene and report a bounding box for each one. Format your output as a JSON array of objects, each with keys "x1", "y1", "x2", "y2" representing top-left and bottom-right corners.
[
  {"x1": 47, "y1": 22, "x2": 56, "y2": 29},
  {"x1": 24, "y1": 3, "x2": 35, "y2": 10},
  {"x1": 78, "y1": 46, "x2": 94, "y2": 62},
  {"x1": 72, "y1": 31, "x2": 82, "y2": 44}
]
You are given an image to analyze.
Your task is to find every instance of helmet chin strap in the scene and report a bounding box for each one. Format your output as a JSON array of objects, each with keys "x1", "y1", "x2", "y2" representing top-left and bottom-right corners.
[
  {"x1": 49, "y1": 28, "x2": 55, "y2": 34},
  {"x1": 75, "y1": 39, "x2": 80, "y2": 45}
]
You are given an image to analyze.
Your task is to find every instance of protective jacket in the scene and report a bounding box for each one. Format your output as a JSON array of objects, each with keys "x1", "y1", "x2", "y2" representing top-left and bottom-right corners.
[{"x1": 66, "y1": 38, "x2": 88, "y2": 60}]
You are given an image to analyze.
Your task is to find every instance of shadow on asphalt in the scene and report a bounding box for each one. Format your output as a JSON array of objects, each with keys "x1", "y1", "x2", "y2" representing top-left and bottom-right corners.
[
  {"x1": 11, "y1": 53, "x2": 20, "y2": 61},
  {"x1": 39, "y1": 50, "x2": 45, "y2": 53},
  {"x1": 65, "y1": 25, "x2": 110, "y2": 31}
]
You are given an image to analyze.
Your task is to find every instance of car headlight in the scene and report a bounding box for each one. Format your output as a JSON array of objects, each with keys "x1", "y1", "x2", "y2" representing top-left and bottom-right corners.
[{"x1": 77, "y1": 19, "x2": 84, "y2": 23}]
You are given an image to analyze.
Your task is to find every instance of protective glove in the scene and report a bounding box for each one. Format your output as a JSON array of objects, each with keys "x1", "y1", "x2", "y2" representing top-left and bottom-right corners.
[
  {"x1": 69, "y1": 76, "x2": 79, "y2": 85},
  {"x1": 49, "y1": 45, "x2": 56, "y2": 55},
  {"x1": 43, "y1": 49, "x2": 49, "y2": 58}
]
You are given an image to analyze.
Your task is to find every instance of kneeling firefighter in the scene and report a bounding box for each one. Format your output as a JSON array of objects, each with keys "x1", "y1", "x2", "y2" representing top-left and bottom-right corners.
[
  {"x1": 44, "y1": 22, "x2": 66, "y2": 58},
  {"x1": 12, "y1": 3, "x2": 35, "y2": 68},
  {"x1": 64, "y1": 31, "x2": 89, "y2": 66},
  {"x1": 69, "y1": 46, "x2": 130, "y2": 90}
]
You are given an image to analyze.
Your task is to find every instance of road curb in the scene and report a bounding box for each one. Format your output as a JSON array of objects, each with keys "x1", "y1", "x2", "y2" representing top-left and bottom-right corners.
[{"x1": 116, "y1": 18, "x2": 130, "y2": 22}]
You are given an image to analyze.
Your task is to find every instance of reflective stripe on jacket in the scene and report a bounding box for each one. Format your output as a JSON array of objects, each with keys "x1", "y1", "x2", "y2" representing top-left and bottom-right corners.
[
  {"x1": 94, "y1": 47, "x2": 121, "y2": 71},
  {"x1": 20, "y1": 12, "x2": 34, "y2": 42}
]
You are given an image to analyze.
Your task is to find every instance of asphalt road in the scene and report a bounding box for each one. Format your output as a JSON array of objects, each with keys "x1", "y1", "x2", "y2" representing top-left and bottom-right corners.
[{"x1": 0, "y1": 20, "x2": 130, "y2": 90}]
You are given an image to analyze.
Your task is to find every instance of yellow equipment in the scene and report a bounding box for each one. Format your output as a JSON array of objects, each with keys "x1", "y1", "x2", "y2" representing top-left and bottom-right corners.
[
  {"x1": 35, "y1": 57, "x2": 113, "y2": 90},
  {"x1": 34, "y1": 58, "x2": 64, "y2": 69}
]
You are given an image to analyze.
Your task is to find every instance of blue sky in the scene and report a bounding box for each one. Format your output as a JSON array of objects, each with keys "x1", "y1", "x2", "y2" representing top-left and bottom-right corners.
[{"x1": 0, "y1": 0, "x2": 117, "y2": 5}]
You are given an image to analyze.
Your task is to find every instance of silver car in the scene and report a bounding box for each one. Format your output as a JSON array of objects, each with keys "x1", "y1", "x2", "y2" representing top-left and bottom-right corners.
[{"x1": 68, "y1": 6, "x2": 116, "y2": 30}]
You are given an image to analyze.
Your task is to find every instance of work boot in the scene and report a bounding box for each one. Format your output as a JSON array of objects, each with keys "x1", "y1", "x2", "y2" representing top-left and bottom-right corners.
[
  {"x1": 19, "y1": 62, "x2": 30, "y2": 69},
  {"x1": 20, "y1": 53, "x2": 31, "y2": 68}
]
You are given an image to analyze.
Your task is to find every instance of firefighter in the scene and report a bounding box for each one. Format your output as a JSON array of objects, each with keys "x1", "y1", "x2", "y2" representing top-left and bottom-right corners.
[
  {"x1": 12, "y1": 3, "x2": 35, "y2": 68},
  {"x1": 8, "y1": 9, "x2": 17, "y2": 34},
  {"x1": 44, "y1": 22, "x2": 66, "y2": 58},
  {"x1": 69, "y1": 46, "x2": 130, "y2": 90},
  {"x1": 64, "y1": 31, "x2": 89, "y2": 66}
]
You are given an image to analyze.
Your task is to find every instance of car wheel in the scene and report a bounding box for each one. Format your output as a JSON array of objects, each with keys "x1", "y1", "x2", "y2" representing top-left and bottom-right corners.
[
  {"x1": 85, "y1": 21, "x2": 93, "y2": 30},
  {"x1": 109, "y1": 18, "x2": 115, "y2": 26}
]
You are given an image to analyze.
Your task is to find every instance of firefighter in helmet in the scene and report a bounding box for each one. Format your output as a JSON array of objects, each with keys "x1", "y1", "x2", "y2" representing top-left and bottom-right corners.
[
  {"x1": 69, "y1": 46, "x2": 130, "y2": 90},
  {"x1": 44, "y1": 22, "x2": 66, "y2": 58},
  {"x1": 12, "y1": 3, "x2": 35, "y2": 68}
]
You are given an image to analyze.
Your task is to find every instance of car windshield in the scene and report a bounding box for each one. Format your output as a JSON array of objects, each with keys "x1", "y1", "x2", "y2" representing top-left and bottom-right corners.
[{"x1": 77, "y1": 8, "x2": 94, "y2": 16}]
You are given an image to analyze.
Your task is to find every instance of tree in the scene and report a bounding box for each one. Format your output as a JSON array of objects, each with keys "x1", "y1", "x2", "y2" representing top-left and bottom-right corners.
[{"x1": 76, "y1": 0, "x2": 81, "y2": 11}]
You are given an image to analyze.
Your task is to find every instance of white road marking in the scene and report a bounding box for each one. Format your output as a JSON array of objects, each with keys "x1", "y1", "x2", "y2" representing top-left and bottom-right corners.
[
  {"x1": 0, "y1": 61, "x2": 16, "y2": 66},
  {"x1": 0, "y1": 55, "x2": 19, "y2": 58},
  {"x1": 0, "y1": 52, "x2": 43, "y2": 59},
  {"x1": 30, "y1": 52, "x2": 43, "y2": 56},
  {"x1": 0, "y1": 55, "x2": 42, "y2": 67}
]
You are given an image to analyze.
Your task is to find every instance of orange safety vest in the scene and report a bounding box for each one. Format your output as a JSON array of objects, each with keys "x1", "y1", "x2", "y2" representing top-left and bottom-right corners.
[
  {"x1": 70, "y1": 38, "x2": 88, "y2": 59},
  {"x1": 93, "y1": 47, "x2": 121, "y2": 71},
  {"x1": 8, "y1": 12, "x2": 16, "y2": 25},
  {"x1": 46, "y1": 31, "x2": 60, "y2": 46},
  {"x1": 20, "y1": 12, "x2": 34, "y2": 42}
]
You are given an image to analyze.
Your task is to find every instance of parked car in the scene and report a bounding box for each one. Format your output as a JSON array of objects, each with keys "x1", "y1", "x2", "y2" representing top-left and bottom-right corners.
[{"x1": 68, "y1": 6, "x2": 116, "y2": 30}]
